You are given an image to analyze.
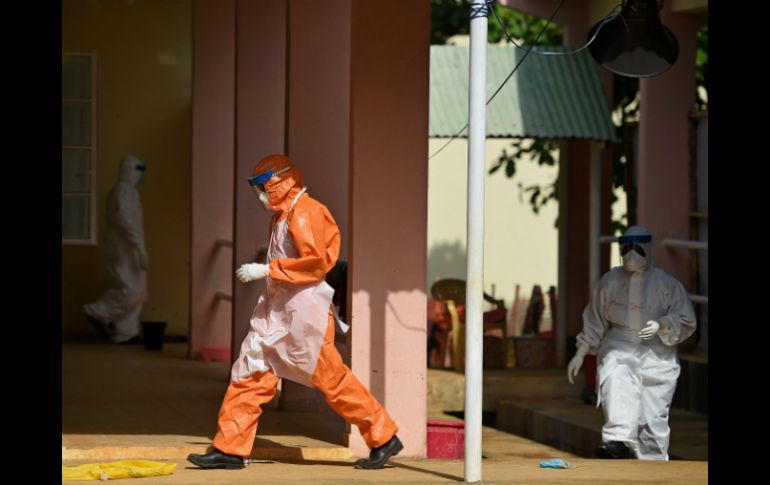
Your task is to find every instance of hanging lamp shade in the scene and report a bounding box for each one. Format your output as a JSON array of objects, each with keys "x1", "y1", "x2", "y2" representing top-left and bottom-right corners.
[{"x1": 588, "y1": 0, "x2": 678, "y2": 78}]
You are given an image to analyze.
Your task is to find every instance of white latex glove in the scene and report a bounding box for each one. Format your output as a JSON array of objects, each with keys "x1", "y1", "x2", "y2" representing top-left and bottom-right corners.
[
  {"x1": 567, "y1": 342, "x2": 590, "y2": 384},
  {"x1": 639, "y1": 320, "x2": 661, "y2": 340},
  {"x1": 136, "y1": 246, "x2": 149, "y2": 270},
  {"x1": 236, "y1": 263, "x2": 269, "y2": 283}
]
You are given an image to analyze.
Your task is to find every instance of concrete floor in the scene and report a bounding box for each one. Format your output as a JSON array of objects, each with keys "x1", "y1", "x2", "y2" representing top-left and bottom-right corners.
[
  {"x1": 62, "y1": 341, "x2": 349, "y2": 461},
  {"x1": 62, "y1": 341, "x2": 708, "y2": 484},
  {"x1": 62, "y1": 457, "x2": 708, "y2": 484}
]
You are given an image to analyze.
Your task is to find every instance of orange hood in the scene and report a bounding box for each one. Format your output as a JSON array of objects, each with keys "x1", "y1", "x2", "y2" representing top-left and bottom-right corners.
[{"x1": 252, "y1": 154, "x2": 306, "y2": 213}]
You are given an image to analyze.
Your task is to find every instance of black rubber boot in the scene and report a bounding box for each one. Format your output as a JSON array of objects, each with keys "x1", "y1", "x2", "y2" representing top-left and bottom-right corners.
[
  {"x1": 596, "y1": 440, "x2": 631, "y2": 459},
  {"x1": 187, "y1": 448, "x2": 246, "y2": 469},
  {"x1": 354, "y1": 435, "x2": 403, "y2": 469}
]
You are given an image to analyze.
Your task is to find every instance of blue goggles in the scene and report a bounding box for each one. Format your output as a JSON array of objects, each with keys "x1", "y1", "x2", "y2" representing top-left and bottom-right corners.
[
  {"x1": 247, "y1": 165, "x2": 292, "y2": 189},
  {"x1": 618, "y1": 235, "x2": 651, "y2": 257},
  {"x1": 617, "y1": 234, "x2": 651, "y2": 244}
]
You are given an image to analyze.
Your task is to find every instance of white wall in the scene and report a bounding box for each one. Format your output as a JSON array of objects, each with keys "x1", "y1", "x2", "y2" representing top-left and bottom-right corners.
[
  {"x1": 428, "y1": 137, "x2": 627, "y2": 320},
  {"x1": 427, "y1": 138, "x2": 558, "y2": 311}
]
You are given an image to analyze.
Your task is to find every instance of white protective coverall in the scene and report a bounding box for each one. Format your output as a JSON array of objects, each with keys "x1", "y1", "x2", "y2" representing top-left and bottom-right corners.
[
  {"x1": 575, "y1": 226, "x2": 696, "y2": 460},
  {"x1": 84, "y1": 155, "x2": 148, "y2": 343}
]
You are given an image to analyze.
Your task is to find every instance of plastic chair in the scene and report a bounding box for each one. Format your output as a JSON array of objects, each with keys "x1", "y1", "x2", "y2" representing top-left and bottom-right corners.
[{"x1": 430, "y1": 278, "x2": 507, "y2": 372}]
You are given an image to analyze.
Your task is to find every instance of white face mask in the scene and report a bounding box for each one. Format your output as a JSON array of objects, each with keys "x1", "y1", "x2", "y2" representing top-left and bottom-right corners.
[
  {"x1": 258, "y1": 191, "x2": 272, "y2": 211},
  {"x1": 622, "y1": 250, "x2": 646, "y2": 273}
]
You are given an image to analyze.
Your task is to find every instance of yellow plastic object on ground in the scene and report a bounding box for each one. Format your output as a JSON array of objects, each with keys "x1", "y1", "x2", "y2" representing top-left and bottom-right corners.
[{"x1": 62, "y1": 460, "x2": 176, "y2": 481}]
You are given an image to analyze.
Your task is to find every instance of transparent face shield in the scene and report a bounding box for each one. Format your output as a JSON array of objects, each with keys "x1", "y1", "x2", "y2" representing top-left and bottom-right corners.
[
  {"x1": 620, "y1": 243, "x2": 646, "y2": 258},
  {"x1": 247, "y1": 165, "x2": 292, "y2": 209}
]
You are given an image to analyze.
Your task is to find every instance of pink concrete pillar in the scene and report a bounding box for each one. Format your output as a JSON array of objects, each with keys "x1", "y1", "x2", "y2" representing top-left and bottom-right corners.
[
  {"x1": 637, "y1": 6, "x2": 699, "y2": 285},
  {"x1": 232, "y1": 0, "x2": 288, "y2": 360},
  {"x1": 348, "y1": 0, "x2": 430, "y2": 458},
  {"x1": 190, "y1": 0, "x2": 235, "y2": 359},
  {"x1": 286, "y1": 0, "x2": 350, "y2": 260}
]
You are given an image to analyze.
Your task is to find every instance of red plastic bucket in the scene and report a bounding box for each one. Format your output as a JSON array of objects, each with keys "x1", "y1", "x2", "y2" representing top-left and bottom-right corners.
[{"x1": 427, "y1": 420, "x2": 464, "y2": 459}]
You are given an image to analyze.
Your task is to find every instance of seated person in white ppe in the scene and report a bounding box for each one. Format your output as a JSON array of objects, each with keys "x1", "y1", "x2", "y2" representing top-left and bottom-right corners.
[{"x1": 567, "y1": 226, "x2": 696, "y2": 460}]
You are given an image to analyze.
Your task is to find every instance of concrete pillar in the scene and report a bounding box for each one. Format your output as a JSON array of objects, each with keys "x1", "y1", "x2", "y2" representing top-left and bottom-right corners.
[
  {"x1": 232, "y1": 0, "x2": 288, "y2": 361},
  {"x1": 190, "y1": 0, "x2": 235, "y2": 359},
  {"x1": 556, "y1": 138, "x2": 592, "y2": 365},
  {"x1": 348, "y1": 0, "x2": 430, "y2": 457},
  {"x1": 286, "y1": 0, "x2": 350, "y2": 258},
  {"x1": 637, "y1": 5, "x2": 699, "y2": 286}
]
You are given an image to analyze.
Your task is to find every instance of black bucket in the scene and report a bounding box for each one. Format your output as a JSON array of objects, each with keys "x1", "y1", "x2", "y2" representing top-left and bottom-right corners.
[{"x1": 141, "y1": 321, "x2": 167, "y2": 350}]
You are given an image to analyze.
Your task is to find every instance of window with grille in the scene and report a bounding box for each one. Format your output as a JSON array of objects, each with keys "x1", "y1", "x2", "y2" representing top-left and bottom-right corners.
[{"x1": 62, "y1": 53, "x2": 97, "y2": 244}]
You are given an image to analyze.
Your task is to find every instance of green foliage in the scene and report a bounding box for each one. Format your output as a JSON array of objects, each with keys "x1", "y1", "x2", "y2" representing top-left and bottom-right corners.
[
  {"x1": 430, "y1": 0, "x2": 562, "y2": 46},
  {"x1": 431, "y1": 2, "x2": 707, "y2": 234}
]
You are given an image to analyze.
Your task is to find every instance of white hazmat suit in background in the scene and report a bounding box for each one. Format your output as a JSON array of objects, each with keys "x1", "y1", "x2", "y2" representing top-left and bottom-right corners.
[
  {"x1": 567, "y1": 226, "x2": 696, "y2": 460},
  {"x1": 84, "y1": 155, "x2": 148, "y2": 344}
]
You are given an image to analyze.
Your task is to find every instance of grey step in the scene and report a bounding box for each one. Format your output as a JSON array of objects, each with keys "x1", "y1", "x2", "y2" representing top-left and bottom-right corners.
[{"x1": 496, "y1": 398, "x2": 708, "y2": 461}]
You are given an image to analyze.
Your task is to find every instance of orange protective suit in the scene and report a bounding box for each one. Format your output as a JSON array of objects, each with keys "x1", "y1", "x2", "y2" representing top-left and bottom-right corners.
[{"x1": 212, "y1": 154, "x2": 398, "y2": 458}]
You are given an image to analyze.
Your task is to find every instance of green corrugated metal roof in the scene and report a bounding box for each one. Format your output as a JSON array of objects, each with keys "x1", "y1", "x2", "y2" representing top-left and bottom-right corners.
[{"x1": 430, "y1": 44, "x2": 618, "y2": 141}]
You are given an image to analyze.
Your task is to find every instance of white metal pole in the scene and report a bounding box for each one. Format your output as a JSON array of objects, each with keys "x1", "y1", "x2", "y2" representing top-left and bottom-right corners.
[{"x1": 465, "y1": 1, "x2": 487, "y2": 482}]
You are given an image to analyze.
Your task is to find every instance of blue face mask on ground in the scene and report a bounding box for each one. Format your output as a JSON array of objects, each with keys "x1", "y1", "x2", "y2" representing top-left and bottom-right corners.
[{"x1": 539, "y1": 458, "x2": 575, "y2": 469}]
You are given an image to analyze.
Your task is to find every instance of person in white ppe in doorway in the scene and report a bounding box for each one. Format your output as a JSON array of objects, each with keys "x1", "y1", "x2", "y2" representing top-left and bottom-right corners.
[
  {"x1": 84, "y1": 155, "x2": 149, "y2": 344},
  {"x1": 567, "y1": 226, "x2": 696, "y2": 460}
]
